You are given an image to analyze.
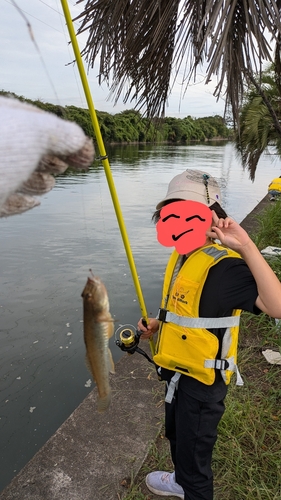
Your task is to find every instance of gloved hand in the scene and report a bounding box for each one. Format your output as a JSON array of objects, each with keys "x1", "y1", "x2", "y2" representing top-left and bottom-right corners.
[{"x1": 0, "y1": 96, "x2": 95, "y2": 216}]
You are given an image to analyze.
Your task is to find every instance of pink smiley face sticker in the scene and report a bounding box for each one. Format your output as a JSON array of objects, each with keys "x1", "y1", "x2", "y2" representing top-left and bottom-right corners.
[{"x1": 156, "y1": 201, "x2": 212, "y2": 254}]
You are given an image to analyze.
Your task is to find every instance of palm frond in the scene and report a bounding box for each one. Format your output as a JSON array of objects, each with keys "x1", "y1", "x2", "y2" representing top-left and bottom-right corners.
[
  {"x1": 75, "y1": 0, "x2": 281, "y2": 120},
  {"x1": 235, "y1": 89, "x2": 279, "y2": 179}
]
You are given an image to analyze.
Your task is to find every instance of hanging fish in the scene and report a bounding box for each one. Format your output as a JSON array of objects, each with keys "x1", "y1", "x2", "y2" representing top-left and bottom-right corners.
[{"x1": 81, "y1": 271, "x2": 115, "y2": 412}]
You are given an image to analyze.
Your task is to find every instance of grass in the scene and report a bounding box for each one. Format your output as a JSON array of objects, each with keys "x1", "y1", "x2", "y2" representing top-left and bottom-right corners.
[
  {"x1": 121, "y1": 200, "x2": 281, "y2": 500},
  {"x1": 213, "y1": 330, "x2": 281, "y2": 499},
  {"x1": 252, "y1": 198, "x2": 281, "y2": 250}
]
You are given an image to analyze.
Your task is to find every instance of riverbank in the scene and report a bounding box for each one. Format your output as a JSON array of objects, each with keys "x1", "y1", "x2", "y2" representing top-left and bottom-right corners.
[
  {"x1": 0, "y1": 339, "x2": 164, "y2": 500},
  {"x1": 0, "y1": 91, "x2": 232, "y2": 145},
  {"x1": 0, "y1": 193, "x2": 275, "y2": 500}
]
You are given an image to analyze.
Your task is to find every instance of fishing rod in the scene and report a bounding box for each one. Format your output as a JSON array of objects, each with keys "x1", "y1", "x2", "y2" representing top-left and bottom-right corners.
[{"x1": 60, "y1": 0, "x2": 155, "y2": 357}]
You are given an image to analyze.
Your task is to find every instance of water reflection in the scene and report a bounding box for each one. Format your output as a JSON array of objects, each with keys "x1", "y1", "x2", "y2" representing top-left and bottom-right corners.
[{"x1": 0, "y1": 142, "x2": 280, "y2": 491}]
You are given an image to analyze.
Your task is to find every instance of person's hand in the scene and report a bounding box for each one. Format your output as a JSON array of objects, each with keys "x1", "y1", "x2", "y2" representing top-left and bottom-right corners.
[
  {"x1": 206, "y1": 211, "x2": 251, "y2": 252},
  {"x1": 137, "y1": 317, "x2": 159, "y2": 339},
  {"x1": 0, "y1": 96, "x2": 95, "y2": 217}
]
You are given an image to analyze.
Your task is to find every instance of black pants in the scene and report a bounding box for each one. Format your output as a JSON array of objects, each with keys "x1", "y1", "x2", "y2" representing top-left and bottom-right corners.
[{"x1": 165, "y1": 380, "x2": 225, "y2": 500}]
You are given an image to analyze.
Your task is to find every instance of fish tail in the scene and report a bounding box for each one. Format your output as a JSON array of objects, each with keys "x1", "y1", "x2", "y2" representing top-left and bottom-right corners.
[{"x1": 97, "y1": 389, "x2": 111, "y2": 413}]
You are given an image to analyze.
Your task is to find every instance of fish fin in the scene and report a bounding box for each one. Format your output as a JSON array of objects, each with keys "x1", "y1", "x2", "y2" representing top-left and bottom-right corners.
[
  {"x1": 85, "y1": 354, "x2": 92, "y2": 375},
  {"x1": 97, "y1": 389, "x2": 111, "y2": 413},
  {"x1": 108, "y1": 348, "x2": 115, "y2": 374},
  {"x1": 107, "y1": 320, "x2": 114, "y2": 339}
]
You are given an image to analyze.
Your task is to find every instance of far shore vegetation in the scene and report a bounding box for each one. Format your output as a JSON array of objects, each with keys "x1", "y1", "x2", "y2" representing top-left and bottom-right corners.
[{"x1": 0, "y1": 90, "x2": 232, "y2": 145}]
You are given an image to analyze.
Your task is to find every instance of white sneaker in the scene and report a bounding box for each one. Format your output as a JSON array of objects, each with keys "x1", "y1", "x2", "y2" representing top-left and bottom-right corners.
[{"x1": 145, "y1": 471, "x2": 184, "y2": 499}]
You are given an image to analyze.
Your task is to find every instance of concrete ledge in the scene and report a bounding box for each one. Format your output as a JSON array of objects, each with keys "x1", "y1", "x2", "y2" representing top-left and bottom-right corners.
[
  {"x1": 239, "y1": 193, "x2": 270, "y2": 234},
  {"x1": 0, "y1": 194, "x2": 270, "y2": 499},
  {"x1": 0, "y1": 343, "x2": 164, "y2": 500}
]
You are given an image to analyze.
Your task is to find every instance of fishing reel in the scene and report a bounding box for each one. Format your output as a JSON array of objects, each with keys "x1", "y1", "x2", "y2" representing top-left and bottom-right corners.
[
  {"x1": 115, "y1": 323, "x2": 154, "y2": 364},
  {"x1": 115, "y1": 325, "x2": 142, "y2": 354}
]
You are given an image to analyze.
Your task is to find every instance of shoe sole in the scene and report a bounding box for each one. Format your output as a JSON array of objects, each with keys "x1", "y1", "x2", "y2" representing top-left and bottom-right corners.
[{"x1": 145, "y1": 476, "x2": 184, "y2": 499}]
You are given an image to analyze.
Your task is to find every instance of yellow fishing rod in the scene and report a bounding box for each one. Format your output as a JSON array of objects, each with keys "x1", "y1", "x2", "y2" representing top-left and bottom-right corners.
[{"x1": 60, "y1": 0, "x2": 155, "y2": 356}]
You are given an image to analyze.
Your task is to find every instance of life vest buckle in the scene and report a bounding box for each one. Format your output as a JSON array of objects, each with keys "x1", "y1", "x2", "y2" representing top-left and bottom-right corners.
[
  {"x1": 214, "y1": 359, "x2": 229, "y2": 370},
  {"x1": 157, "y1": 308, "x2": 168, "y2": 322}
]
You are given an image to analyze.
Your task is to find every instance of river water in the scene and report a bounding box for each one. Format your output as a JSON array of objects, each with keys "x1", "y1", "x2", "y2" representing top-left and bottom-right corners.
[{"x1": 1, "y1": 142, "x2": 281, "y2": 491}]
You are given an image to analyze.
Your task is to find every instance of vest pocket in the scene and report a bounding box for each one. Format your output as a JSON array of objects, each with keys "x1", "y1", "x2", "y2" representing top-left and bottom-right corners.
[{"x1": 154, "y1": 323, "x2": 219, "y2": 385}]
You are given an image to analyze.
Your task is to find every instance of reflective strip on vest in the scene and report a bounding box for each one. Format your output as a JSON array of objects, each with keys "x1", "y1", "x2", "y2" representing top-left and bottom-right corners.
[
  {"x1": 163, "y1": 311, "x2": 240, "y2": 329},
  {"x1": 202, "y1": 247, "x2": 228, "y2": 260}
]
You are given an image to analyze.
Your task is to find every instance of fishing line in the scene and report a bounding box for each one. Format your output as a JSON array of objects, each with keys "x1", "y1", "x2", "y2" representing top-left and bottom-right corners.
[
  {"x1": 54, "y1": 0, "x2": 86, "y2": 108},
  {"x1": 97, "y1": 173, "x2": 107, "y2": 240},
  {"x1": 80, "y1": 167, "x2": 109, "y2": 264},
  {"x1": 8, "y1": 0, "x2": 95, "y2": 266},
  {"x1": 76, "y1": 174, "x2": 91, "y2": 258},
  {"x1": 38, "y1": 0, "x2": 65, "y2": 16},
  {"x1": 60, "y1": 0, "x2": 155, "y2": 356},
  {"x1": 8, "y1": 0, "x2": 85, "y2": 108},
  {"x1": 9, "y1": 0, "x2": 60, "y2": 103},
  {"x1": 6, "y1": 0, "x2": 63, "y2": 33}
]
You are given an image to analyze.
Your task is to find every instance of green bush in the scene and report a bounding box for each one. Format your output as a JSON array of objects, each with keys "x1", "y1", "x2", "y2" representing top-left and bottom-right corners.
[{"x1": 0, "y1": 89, "x2": 232, "y2": 144}]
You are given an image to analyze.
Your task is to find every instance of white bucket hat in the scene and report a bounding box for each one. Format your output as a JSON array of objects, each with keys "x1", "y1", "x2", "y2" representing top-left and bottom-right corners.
[{"x1": 156, "y1": 169, "x2": 221, "y2": 209}]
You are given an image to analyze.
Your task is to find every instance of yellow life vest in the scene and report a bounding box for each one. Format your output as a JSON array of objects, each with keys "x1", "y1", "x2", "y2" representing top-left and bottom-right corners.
[
  {"x1": 268, "y1": 177, "x2": 281, "y2": 192},
  {"x1": 153, "y1": 243, "x2": 242, "y2": 386}
]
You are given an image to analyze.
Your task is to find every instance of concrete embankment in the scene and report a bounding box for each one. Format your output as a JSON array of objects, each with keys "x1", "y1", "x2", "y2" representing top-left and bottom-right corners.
[
  {"x1": 0, "y1": 194, "x2": 271, "y2": 500},
  {"x1": 0, "y1": 341, "x2": 164, "y2": 500}
]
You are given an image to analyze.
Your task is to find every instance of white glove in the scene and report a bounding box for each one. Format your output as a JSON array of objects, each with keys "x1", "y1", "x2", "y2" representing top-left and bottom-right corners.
[{"x1": 0, "y1": 96, "x2": 95, "y2": 216}]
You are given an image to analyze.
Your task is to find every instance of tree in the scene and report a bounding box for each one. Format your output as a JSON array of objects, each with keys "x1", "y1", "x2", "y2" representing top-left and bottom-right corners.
[
  {"x1": 74, "y1": 1, "x2": 281, "y2": 125},
  {"x1": 235, "y1": 65, "x2": 281, "y2": 180}
]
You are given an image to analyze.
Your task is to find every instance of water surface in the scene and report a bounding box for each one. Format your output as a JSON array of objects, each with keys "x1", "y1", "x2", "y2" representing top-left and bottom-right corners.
[{"x1": 1, "y1": 142, "x2": 280, "y2": 490}]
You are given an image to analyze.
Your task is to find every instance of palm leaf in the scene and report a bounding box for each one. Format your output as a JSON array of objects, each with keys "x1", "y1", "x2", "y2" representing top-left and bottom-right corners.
[
  {"x1": 235, "y1": 75, "x2": 281, "y2": 179},
  {"x1": 75, "y1": 0, "x2": 281, "y2": 120}
]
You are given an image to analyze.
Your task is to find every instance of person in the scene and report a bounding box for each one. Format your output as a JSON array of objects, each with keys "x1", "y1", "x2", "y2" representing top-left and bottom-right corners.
[
  {"x1": 268, "y1": 176, "x2": 281, "y2": 201},
  {"x1": 0, "y1": 95, "x2": 95, "y2": 217},
  {"x1": 138, "y1": 169, "x2": 281, "y2": 500}
]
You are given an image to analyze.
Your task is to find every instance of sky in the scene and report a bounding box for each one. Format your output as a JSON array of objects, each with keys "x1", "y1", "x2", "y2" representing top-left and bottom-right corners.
[{"x1": 1, "y1": 0, "x2": 227, "y2": 118}]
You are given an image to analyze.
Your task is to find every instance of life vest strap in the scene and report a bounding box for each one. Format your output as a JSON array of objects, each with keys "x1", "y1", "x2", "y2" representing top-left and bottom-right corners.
[
  {"x1": 234, "y1": 366, "x2": 244, "y2": 386},
  {"x1": 204, "y1": 359, "x2": 229, "y2": 370},
  {"x1": 157, "y1": 308, "x2": 240, "y2": 328},
  {"x1": 165, "y1": 372, "x2": 181, "y2": 404},
  {"x1": 205, "y1": 357, "x2": 244, "y2": 386},
  {"x1": 164, "y1": 361, "x2": 244, "y2": 403}
]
